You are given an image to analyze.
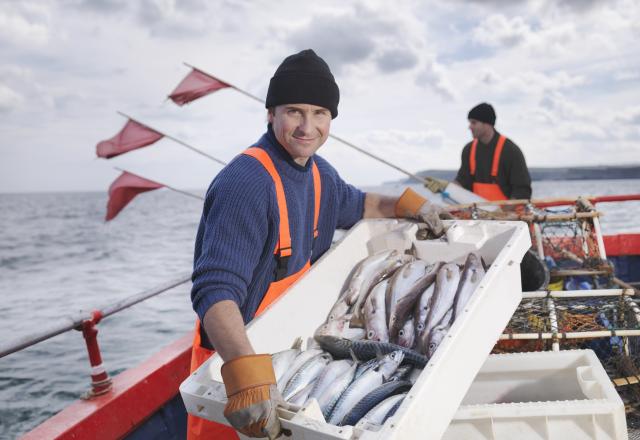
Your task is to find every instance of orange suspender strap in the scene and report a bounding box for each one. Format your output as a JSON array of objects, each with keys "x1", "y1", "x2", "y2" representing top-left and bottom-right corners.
[
  {"x1": 491, "y1": 135, "x2": 507, "y2": 178},
  {"x1": 243, "y1": 147, "x2": 292, "y2": 258},
  {"x1": 311, "y1": 162, "x2": 321, "y2": 238},
  {"x1": 469, "y1": 139, "x2": 478, "y2": 176}
]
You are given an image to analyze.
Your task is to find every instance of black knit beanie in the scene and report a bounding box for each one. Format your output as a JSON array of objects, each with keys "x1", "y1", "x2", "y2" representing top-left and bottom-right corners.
[
  {"x1": 468, "y1": 103, "x2": 496, "y2": 125},
  {"x1": 266, "y1": 49, "x2": 340, "y2": 119}
]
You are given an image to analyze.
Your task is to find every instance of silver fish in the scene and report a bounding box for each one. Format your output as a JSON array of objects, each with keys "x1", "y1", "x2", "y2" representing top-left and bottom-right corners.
[
  {"x1": 388, "y1": 262, "x2": 441, "y2": 340},
  {"x1": 317, "y1": 362, "x2": 358, "y2": 419},
  {"x1": 452, "y1": 252, "x2": 485, "y2": 320},
  {"x1": 277, "y1": 348, "x2": 323, "y2": 393},
  {"x1": 414, "y1": 283, "x2": 436, "y2": 338},
  {"x1": 326, "y1": 298, "x2": 350, "y2": 322},
  {"x1": 419, "y1": 263, "x2": 460, "y2": 354},
  {"x1": 328, "y1": 350, "x2": 404, "y2": 425},
  {"x1": 427, "y1": 321, "x2": 450, "y2": 358},
  {"x1": 348, "y1": 251, "x2": 414, "y2": 324},
  {"x1": 283, "y1": 352, "x2": 332, "y2": 401},
  {"x1": 288, "y1": 381, "x2": 317, "y2": 406},
  {"x1": 354, "y1": 357, "x2": 379, "y2": 379},
  {"x1": 360, "y1": 393, "x2": 407, "y2": 426},
  {"x1": 271, "y1": 338, "x2": 303, "y2": 384},
  {"x1": 395, "y1": 317, "x2": 416, "y2": 349},
  {"x1": 307, "y1": 359, "x2": 353, "y2": 403},
  {"x1": 407, "y1": 367, "x2": 422, "y2": 384},
  {"x1": 314, "y1": 314, "x2": 365, "y2": 340},
  {"x1": 339, "y1": 250, "x2": 400, "y2": 306},
  {"x1": 363, "y1": 279, "x2": 389, "y2": 342}
]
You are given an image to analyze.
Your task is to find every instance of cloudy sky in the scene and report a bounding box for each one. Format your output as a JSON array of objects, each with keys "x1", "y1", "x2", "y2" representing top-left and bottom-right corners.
[{"x1": 1, "y1": 0, "x2": 639, "y2": 193}]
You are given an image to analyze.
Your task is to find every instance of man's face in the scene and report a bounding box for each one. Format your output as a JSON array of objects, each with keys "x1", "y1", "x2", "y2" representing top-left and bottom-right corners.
[
  {"x1": 269, "y1": 104, "x2": 331, "y2": 165},
  {"x1": 468, "y1": 119, "x2": 490, "y2": 139}
]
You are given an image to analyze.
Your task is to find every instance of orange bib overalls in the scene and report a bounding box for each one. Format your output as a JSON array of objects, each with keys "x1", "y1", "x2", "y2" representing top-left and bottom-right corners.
[
  {"x1": 187, "y1": 147, "x2": 321, "y2": 439},
  {"x1": 470, "y1": 135, "x2": 508, "y2": 201}
]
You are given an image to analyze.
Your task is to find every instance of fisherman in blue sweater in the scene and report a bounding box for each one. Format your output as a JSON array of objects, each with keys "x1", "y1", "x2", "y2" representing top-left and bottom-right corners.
[{"x1": 188, "y1": 49, "x2": 446, "y2": 440}]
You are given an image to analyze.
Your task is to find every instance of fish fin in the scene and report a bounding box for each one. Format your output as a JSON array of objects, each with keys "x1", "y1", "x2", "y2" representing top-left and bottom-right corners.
[
  {"x1": 291, "y1": 337, "x2": 303, "y2": 350},
  {"x1": 349, "y1": 314, "x2": 364, "y2": 328},
  {"x1": 375, "y1": 344, "x2": 384, "y2": 361}
]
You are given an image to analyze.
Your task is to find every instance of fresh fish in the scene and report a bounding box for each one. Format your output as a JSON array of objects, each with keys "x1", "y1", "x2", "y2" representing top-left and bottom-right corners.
[
  {"x1": 339, "y1": 250, "x2": 401, "y2": 306},
  {"x1": 360, "y1": 393, "x2": 407, "y2": 426},
  {"x1": 388, "y1": 262, "x2": 441, "y2": 340},
  {"x1": 288, "y1": 380, "x2": 316, "y2": 406},
  {"x1": 307, "y1": 359, "x2": 352, "y2": 403},
  {"x1": 363, "y1": 279, "x2": 389, "y2": 342},
  {"x1": 277, "y1": 348, "x2": 323, "y2": 393},
  {"x1": 347, "y1": 251, "x2": 414, "y2": 324},
  {"x1": 283, "y1": 352, "x2": 332, "y2": 401},
  {"x1": 317, "y1": 362, "x2": 358, "y2": 419},
  {"x1": 354, "y1": 357, "x2": 379, "y2": 379},
  {"x1": 314, "y1": 314, "x2": 365, "y2": 340},
  {"x1": 407, "y1": 368, "x2": 422, "y2": 384},
  {"x1": 395, "y1": 317, "x2": 415, "y2": 349},
  {"x1": 414, "y1": 283, "x2": 436, "y2": 338},
  {"x1": 326, "y1": 298, "x2": 350, "y2": 322},
  {"x1": 271, "y1": 339, "x2": 303, "y2": 384},
  {"x1": 340, "y1": 380, "x2": 412, "y2": 426},
  {"x1": 315, "y1": 335, "x2": 429, "y2": 367},
  {"x1": 381, "y1": 393, "x2": 406, "y2": 423},
  {"x1": 328, "y1": 350, "x2": 404, "y2": 425},
  {"x1": 419, "y1": 263, "x2": 460, "y2": 353},
  {"x1": 452, "y1": 252, "x2": 485, "y2": 320},
  {"x1": 388, "y1": 364, "x2": 412, "y2": 382},
  {"x1": 426, "y1": 321, "x2": 451, "y2": 358}
]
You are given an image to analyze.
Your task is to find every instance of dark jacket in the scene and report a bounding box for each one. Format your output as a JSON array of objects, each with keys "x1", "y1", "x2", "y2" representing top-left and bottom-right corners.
[{"x1": 455, "y1": 130, "x2": 532, "y2": 199}]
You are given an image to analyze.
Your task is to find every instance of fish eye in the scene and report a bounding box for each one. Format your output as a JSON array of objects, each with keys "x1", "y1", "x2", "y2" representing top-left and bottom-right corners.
[
  {"x1": 417, "y1": 324, "x2": 424, "y2": 331},
  {"x1": 399, "y1": 329, "x2": 405, "y2": 336},
  {"x1": 367, "y1": 330, "x2": 375, "y2": 339}
]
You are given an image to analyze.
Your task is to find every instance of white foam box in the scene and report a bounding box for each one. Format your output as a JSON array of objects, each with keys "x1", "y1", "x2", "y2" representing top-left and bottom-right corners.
[
  {"x1": 180, "y1": 219, "x2": 531, "y2": 440},
  {"x1": 443, "y1": 350, "x2": 627, "y2": 440}
]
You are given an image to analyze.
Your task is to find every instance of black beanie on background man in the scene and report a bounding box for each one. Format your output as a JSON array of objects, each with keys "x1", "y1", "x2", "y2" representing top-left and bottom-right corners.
[
  {"x1": 265, "y1": 49, "x2": 340, "y2": 119},
  {"x1": 468, "y1": 102, "x2": 496, "y2": 126}
]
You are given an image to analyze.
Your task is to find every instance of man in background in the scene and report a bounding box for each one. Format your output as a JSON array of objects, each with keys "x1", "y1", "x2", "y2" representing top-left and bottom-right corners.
[{"x1": 427, "y1": 102, "x2": 532, "y2": 201}]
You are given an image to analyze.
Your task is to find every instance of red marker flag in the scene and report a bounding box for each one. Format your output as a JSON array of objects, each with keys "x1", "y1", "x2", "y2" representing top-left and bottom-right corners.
[
  {"x1": 96, "y1": 120, "x2": 163, "y2": 159},
  {"x1": 168, "y1": 69, "x2": 231, "y2": 105},
  {"x1": 106, "y1": 171, "x2": 164, "y2": 221}
]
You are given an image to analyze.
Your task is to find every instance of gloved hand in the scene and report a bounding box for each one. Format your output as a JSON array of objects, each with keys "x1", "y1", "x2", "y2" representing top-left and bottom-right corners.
[
  {"x1": 395, "y1": 188, "x2": 452, "y2": 237},
  {"x1": 424, "y1": 176, "x2": 449, "y2": 194},
  {"x1": 221, "y1": 354, "x2": 286, "y2": 439}
]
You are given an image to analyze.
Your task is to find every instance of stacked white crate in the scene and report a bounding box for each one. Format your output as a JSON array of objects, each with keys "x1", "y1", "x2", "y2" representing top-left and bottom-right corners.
[{"x1": 444, "y1": 350, "x2": 627, "y2": 440}]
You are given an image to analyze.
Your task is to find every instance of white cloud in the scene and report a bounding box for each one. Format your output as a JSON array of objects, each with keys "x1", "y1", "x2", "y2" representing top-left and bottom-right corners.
[
  {"x1": 415, "y1": 59, "x2": 457, "y2": 101},
  {"x1": 0, "y1": 3, "x2": 50, "y2": 47},
  {"x1": 0, "y1": 84, "x2": 24, "y2": 112},
  {"x1": 472, "y1": 14, "x2": 532, "y2": 48}
]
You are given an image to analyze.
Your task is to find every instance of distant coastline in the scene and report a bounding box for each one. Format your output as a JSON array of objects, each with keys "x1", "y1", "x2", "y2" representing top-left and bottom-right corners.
[{"x1": 405, "y1": 165, "x2": 640, "y2": 182}]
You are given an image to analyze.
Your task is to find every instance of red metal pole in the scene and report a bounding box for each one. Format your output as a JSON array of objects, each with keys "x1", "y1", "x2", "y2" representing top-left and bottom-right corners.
[{"x1": 78, "y1": 310, "x2": 112, "y2": 397}]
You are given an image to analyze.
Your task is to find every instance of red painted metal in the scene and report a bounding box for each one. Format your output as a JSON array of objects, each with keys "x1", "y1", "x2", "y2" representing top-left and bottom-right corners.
[
  {"x1": 603, "y1": 233, "x2": 640, "y2": 257},
  {"x1": 533, "y1": 193, "x2": 640, "y2": 209},
  {"x1": 594, "y1": 194, "x2": 640, "y2": 204},
  {"x1": 78, "y1": 310, "x2": 112, "y2": 397},
  {"x1": 21, "y1": 332, "x2": 193, "y2": 440}
]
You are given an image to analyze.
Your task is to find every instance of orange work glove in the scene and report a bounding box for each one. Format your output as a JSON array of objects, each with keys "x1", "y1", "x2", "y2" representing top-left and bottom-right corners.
[
  {"x1": 221, "y1": 354, "x2": 286, "y2": 439},
  {"x1": 395, "y1": 188, "x2": 452, "y2": 237}
]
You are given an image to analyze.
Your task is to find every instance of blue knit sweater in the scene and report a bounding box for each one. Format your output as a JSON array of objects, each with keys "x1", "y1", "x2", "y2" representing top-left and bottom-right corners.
[{"x1": 191, "y1": 125, "x2": 365, "y2": 323}]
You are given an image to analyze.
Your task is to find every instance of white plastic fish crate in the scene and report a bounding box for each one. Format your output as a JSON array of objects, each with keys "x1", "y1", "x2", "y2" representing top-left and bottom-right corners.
[
  {"x1": 180, "y1": 219, "x2": 531, "y2": 440},
  {"x1": 443, "y1": 349, "x2": 627, "y2": 440}
]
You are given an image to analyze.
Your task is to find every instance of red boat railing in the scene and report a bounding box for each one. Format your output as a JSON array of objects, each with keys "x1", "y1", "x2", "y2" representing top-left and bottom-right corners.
[{"x1": 0, "y1": 273, "x2": 191, "y2": 397}]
